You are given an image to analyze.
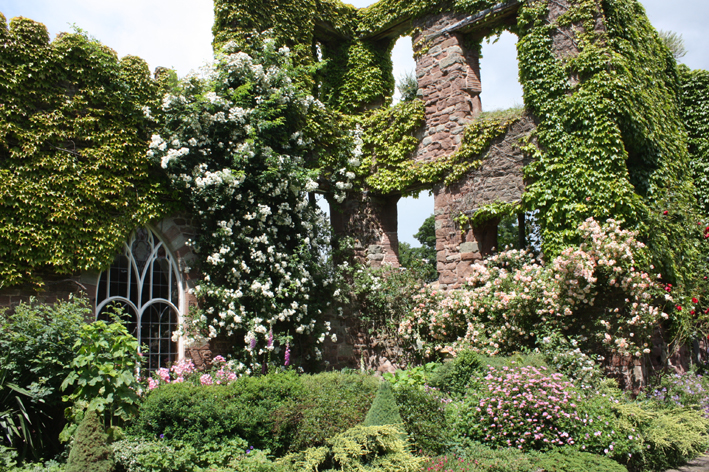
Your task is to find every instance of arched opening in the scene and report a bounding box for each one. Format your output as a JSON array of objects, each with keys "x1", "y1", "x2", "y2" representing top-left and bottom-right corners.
[{"x1": 95, "y1": 227, "x2": 181, "y2": 371}]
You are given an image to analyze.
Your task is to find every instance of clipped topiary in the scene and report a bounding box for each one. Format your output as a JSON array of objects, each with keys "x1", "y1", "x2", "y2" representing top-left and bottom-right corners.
[
  {"x1": 65, "y1": 409, "x2": 114, "y2": 472},
  {"x1": 363, "y1": 381, "x2": 403, "y2": 428}
]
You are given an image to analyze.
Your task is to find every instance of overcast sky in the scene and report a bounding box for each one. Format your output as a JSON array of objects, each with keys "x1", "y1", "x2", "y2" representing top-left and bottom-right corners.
[{"x1": 2, "y1": 0, "x2": 707, "y2": 245}]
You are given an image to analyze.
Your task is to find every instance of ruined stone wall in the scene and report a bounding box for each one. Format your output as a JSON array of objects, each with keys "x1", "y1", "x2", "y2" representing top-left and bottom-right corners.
[
  {"x1": 434, "y1": 114, "x2": 535, "y2": 288},
  {"x1": 329, "y1": 192, "x2": 401, "y2": 268},
  {"x1": 412, "y1": 12, "x2": 483, "y2": 164}
]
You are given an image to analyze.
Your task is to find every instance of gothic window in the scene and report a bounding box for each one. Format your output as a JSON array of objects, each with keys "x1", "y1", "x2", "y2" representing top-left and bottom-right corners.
[{"x1": 95, "y1": 227, "x2": 181, "y2": 370}]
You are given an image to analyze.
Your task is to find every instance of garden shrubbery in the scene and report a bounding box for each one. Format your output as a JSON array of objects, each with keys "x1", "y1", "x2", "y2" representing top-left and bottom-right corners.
[{"x1": 0, "y1": 297, "x2": 91, "y2": 460}]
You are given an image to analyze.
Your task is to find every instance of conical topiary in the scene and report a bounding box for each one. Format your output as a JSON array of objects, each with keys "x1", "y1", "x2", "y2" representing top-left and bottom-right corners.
[
  {"x1": 65, "y1": 410, "x2": 114, "y2": 472},
  {"x1": 363, "y1": 381, "x2": 403, "y2": 427}
]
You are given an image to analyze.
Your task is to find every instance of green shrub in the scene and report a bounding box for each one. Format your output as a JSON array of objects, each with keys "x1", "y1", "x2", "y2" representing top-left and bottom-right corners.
[
  {"x1": 363, "y1": 381, "x2": 402, "y2": 427},
  {"x1": 112, "y1": 437, "x2": 248, "y2": 472},
  {"x1": 428, "y1": 350, "x2": 483, "y2": 396},
  {"x1": 393, "y1": 384, "x2": 451, "y2": 455},
  {"x1": 228, "y1": 449, "x2": 285, "y2": 472},
  {"x1": 0, "y1": 297, "x2": 89, "y2": 459},
  {"x1": 131, "y1": 370, "x2": 304, "y2": 452},
  {"x1": 645, "y1": 371, "x2": 709, "y2": 417},
  {"x1": 278, "y1": 424, "x2": 423, "y2": 471},
  {"x1": 272, "y1": 371, "x2": 378, "y2": 453},
  {"x1": 533, "y1": 449, "x2": 627, "y2": 472},
  {"x1": 383, "y1": 362, "x2": 440, "y2": 390},
  {"x1": 61, "y1": 316, "x2": 142, "y2": 439},
  {"x1": 65, "y1": 410, "x2": 113, "y2": 472},
  {"x1": 424, "y1": 442, "x2": 536, "y2": 472},
  {"x1": 616, "y1": 402, "x2": 709, "y2": 472}
]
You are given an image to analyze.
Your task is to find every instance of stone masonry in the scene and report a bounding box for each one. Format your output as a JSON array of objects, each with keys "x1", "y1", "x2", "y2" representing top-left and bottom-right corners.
[
  {"x1": 434, "y1": 114, "x2": 536, "y2": 288},
  {"x1": 329, "y1": 192, "x2": 401, "y2": 268},
  {"x1": 412, "y1": 12, "x2": 483, "y2": 164}
]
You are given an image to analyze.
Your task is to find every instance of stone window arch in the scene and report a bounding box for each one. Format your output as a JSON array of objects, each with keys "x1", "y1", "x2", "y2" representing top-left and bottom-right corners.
[{"x1": 95, "y1": 227, "x2": 182, "y2": 370}]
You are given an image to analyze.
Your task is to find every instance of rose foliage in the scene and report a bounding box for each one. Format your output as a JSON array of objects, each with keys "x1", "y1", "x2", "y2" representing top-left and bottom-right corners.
[{"x1": 400, "y1": 218, "x2": 669, "y2": 360}]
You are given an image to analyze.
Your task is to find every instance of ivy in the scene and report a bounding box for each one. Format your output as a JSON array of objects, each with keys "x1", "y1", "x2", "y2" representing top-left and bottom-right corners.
[
  {"x1": 454, "y1": 201, "x2": 519, "y2": 235},
  {"x1": 358, "y1": 102, "x2": 522, "y2": 196},
  {"x1": 0, "y1": 15, "x2": 174, "y2": 288},
  {"x1": 517, "y1": 0, "x2": 705, "y2": 289},
  {"x1": 680, "y1": 67, "x2": 709, "y2": 217},
  {"x1": 320, "y1": 38, "x2": 396, "y2": 113}
]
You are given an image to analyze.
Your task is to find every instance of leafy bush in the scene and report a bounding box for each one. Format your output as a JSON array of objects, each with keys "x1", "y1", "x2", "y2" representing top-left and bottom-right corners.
[
  {"x1": 393, "y1": 384, "x2": 451, "y2": 455},
  {"x1": 645, "y1": 371, "x2": 709, "y2": 417},
  {"x1": 65, "y1": 410, "x2": 113, "y2": 472},
  {"x1": 132, "y1": 370, "x2": 304, "y2": 453},
  {"x1": 615, "y1": 402, "x2": 709, "y2": 472},
  {"x1": 0, "y1": 297, "x2": 89, "y2": 459},
  {"x1": 533, "y1": 449, "x2": 627, "y2": 472},
  {"x1": 363, "y1": 382, "x2": 402, "y2": 427},
  {"x1": 272, "y1": 371, "x2": 378, "y2": 453},
  {"x1": 346, "y1": 260, "x2": 430, "y2": 340},
  {"x1": 0, "y1": 376, "x2": 35, "y2": 462},
  {"x1": 61, "y1": 316, "x2": 141, "y2": 438},
  {"x1": 383, "y1": 362, "x2": 440, "y2": 390},
  {"x1": 425, "y1": 442, "x2": 536, "y2": 472},
  {"x1": 278, "y1": 425, "x2": 423, "y2": 471},
  {"x1": 428, "y1": 350, "x2": 483, "y2": 396},
  {"x1": 112, "y1": 436, "x2": 248, "y2": 472}
]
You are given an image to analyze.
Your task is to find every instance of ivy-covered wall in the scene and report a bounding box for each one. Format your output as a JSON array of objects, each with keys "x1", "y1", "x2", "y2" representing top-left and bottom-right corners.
[
  {"x1": 680, "y1": 66, "x2": 709, "y2": 217},
  {"x1": 2, "y1": 0, "x2": 707, "y2": 303},
  {"x1": 212, "y1": 0, "x2": 707, "y2": 289},
  {"x1": 517, "y1": 0, "x2": 704, "y2": 287},
  {"x1": 0, "y1": 14, "x2": 174, "y2": 288}
]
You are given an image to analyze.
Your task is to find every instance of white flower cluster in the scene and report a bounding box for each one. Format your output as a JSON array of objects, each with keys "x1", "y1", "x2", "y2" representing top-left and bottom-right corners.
[{"x1": 155, "y1": 38, "x2": 333, "y2": 362}]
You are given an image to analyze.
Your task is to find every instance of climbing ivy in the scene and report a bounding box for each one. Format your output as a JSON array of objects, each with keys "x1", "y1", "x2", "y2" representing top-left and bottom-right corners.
[
  {"x1": 680, "y1": 66, "x2": 709, "y2": 217},
  {"x1": 454, "y1": 201, "x2": 519, "y2": 236},
  {"x1": 0, "y1": 15, "x2": 174, "y2": 288},
  {"x1": 356, "y1": 0, "x2": 500, "y2": 37},
  {"x1": 517, "y1": 0, "x2": 704, "y2": 288},
  {"x1": 358, "y1": 101, "x2": 521, "y2": 196}
]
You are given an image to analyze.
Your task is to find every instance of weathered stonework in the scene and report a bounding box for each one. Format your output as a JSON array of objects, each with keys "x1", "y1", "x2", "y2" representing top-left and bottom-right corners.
[
  {"x1": 433, "y1": 114, "x2": 535, "y2": 287},
  {"x1": 329, "y1": 192, "x2": 400, "y2": 268},
  {"x1": 412, "y1": 12, "x2": 483, "y2": 164}
]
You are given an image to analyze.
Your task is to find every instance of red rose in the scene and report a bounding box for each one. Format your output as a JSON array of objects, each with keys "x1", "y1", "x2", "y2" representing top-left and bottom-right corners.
[
  {"x1": 663, "y1": 210, "x2": 669, "y2": 215},
  {"x1": 693, "y1": 297, "x2": 699, "y2": 304},
  {"x1": 676, "y1": 305, "x2": 682, "y2": 311}
]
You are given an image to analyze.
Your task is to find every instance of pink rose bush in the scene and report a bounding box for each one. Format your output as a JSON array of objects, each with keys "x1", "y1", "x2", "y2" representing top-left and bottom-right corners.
[
  {"x1": 147, "y1": 356, "x2": 244, "y2": 390},
  {"x1": 458, "y1": 365, "x2": 583, "y2": 451},
  {"x1": 399, "y1": 218, "x2": 664, "y2": 360}
]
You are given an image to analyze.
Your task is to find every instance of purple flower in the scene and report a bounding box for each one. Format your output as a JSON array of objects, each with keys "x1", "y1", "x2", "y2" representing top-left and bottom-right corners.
[{"x1": 284, "y1": 343, "x2": 291, "y2": 366}]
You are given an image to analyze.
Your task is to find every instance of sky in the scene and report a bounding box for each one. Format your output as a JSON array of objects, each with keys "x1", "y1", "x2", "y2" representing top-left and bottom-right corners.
[{"x1": 2, "y1": 0, "x2": 708, "y2": 246}]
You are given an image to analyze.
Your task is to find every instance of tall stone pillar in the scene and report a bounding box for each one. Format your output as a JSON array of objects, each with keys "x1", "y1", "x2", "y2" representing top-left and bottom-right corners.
[{"x1": 412, "y1": 12, "x2": 483, "y2": 164}]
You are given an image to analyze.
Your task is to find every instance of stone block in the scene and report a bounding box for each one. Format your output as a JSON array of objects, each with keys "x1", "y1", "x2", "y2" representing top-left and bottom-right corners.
[
  {"x1": 459, "y1": 241, "x2": 479, "y2": 253},
  {"x1": 367, "y1": 244, "x2": 382, "y2": 254},
  {"x1": 446, "y1": 253, "x2": 461, "y2": 263},
  {"x1": 460, "y1": 251, "x2": 482, "y2": 261}
]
